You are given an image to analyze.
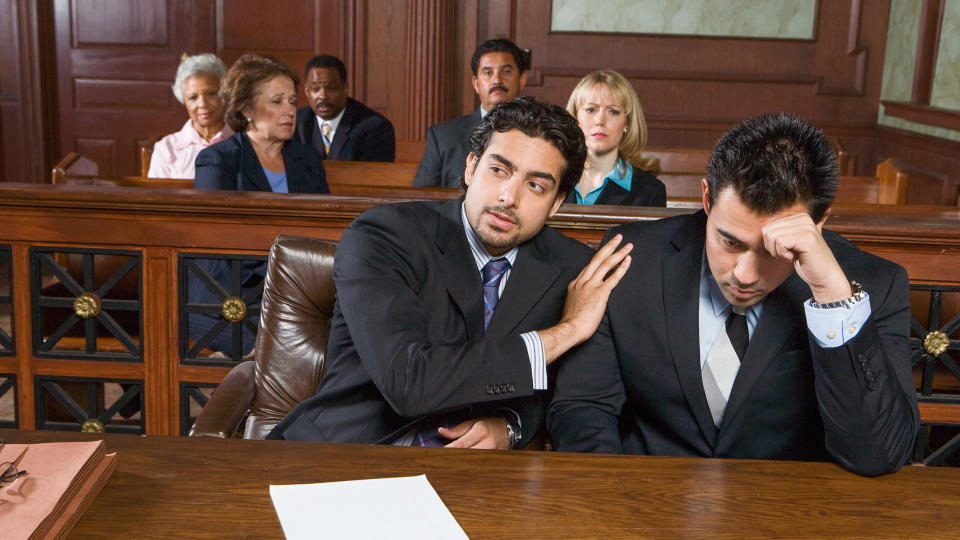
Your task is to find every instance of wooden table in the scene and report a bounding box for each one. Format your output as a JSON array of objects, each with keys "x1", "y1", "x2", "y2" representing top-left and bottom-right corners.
[{"x1": 4, "y1": 429, "x2": 960, "y2": 538}]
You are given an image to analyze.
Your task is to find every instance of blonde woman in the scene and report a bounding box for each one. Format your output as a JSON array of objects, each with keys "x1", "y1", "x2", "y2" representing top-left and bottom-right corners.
[{"x1": 566, "y1": 69, "x2": 665, "y2": 206}]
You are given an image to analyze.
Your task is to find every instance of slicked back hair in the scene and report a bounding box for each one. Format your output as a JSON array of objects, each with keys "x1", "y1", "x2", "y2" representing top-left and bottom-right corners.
[
  {"x1": 304, "y1": 54, "x2": 347, "y2": 83},
  {"x1": 470, "y1": 38, "x2": 528, "y2": 75},
  {"x1": 464, "y1": 96, "x2": 586, "y2": 197},
  {"x1": 707, "y1": 113, "x2": 838, "y2": 223}
]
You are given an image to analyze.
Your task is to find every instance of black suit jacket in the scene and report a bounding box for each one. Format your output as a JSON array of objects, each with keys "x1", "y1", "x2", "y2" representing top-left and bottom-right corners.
[
  {"x1": 564, "y1": 164, "x2": 667, "y2": 206},
  {"x1": 413, "y1": 111, "x2": 481, "y2": 188},
  {"x1": 272, "y1": 198, "x2": 593, "y2": 446},
  {"x1": 548, "y1": 211, "x2": 919, "y2": 476},
  {"x1": 194, "y1": 131, "x2": 329, "y2": 193},
  {"x1": 294, "y1": 98, "x2": 396, "y2": 162}
]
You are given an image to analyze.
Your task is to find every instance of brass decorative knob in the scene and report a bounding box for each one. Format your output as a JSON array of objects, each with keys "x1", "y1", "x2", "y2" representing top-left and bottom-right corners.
[
  {"x1": 923, "y1": 330, "x2": 950, "y2": 356},
  {"x1": 73, "y1": 293, "x2": 101, "y2": 319},
  {"x1": 81, "y1": 418, "x2": 104, "y2": 433},
  {"x1": 220, "y1": 297, "x2": 247, "y2": 322}
]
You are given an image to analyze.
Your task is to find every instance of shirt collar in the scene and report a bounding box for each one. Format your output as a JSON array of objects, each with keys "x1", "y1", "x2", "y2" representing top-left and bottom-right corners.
[
  {"x1": 173, "y1": 120, "x2": 232, "y2": 151},
  {"x1": 607, "y1": 158, "x2": 633, "y2": 191},
  {"x1": 460, "y1": 202, "x2": 518, "y2": 271}
]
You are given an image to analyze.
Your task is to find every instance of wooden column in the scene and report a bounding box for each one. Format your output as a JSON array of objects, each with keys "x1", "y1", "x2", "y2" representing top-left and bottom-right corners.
[{"x1": 403, "y1": 0, "x2": 459, "y2": 140}]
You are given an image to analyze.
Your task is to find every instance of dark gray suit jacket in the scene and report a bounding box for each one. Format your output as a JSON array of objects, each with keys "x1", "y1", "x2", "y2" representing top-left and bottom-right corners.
[
  {"x1": 548, "y1": 211, "x2": 919, "y2": 476},
  {"x1": 271, "y1": 198, "x2": 592, "y2": 446},
  {"x1": 413, "y1": 111, "x2": 482, "y2": 188},
  {"x1": 194, "y1": 131, "x2": 329, "y2": 193},
  {"x1": 564, "y1": 165, "x2": 667, "y2": 207},
  {"x1": 294, "y1": 98, "x2": 395, "y2": 162}
]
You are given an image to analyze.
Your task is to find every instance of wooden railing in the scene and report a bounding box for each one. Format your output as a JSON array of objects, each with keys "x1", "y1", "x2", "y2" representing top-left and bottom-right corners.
[{"x1": 1, "y1": 183, "x2": 958, "y2": 449}]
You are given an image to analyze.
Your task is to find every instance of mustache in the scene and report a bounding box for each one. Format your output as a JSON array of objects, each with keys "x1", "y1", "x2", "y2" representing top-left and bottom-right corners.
[
  {"x1": 489, "y1": 85, "x2": 508, "y2": 93},
  {"x1": 313, "y1": 100, "x2": 332, "y2": 108},
  {"x1": 486, "y1": 205, "x2": 520, "y2": 225}
]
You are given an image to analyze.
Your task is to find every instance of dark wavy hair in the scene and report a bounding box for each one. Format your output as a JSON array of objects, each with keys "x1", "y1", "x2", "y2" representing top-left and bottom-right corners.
[
  {"x1": 464, "y1": 96, "x2": 586, "y2": 197},
  {"x1": 707, "y1": 113, "x2": 838, "y2": 222},
  {"x1": 221, "y1": 54, "x2": 299, "y2": 132},
  {"x1": 470, "y1": 38, "x2": 529, "y2": 75}
]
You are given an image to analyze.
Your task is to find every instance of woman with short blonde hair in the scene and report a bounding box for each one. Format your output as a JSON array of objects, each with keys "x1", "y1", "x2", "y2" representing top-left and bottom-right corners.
[{"x1": 565, "y1": 69, "x2": 665, "y2": 206}]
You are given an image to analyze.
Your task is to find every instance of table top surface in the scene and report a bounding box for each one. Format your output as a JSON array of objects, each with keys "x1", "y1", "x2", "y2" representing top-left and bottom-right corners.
[{"x1": 4, "y1": 429, "x2": 960, "y2": 539}]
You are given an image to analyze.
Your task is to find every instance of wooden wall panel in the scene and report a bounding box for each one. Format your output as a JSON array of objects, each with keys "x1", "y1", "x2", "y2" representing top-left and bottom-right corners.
[{"x1": 73, "y1": 0, "x2": 169, "y2": 46}]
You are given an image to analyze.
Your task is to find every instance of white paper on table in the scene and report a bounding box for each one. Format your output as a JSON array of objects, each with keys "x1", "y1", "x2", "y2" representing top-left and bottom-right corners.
[{"x1": 269, "y1": 474, "x2": 469, "y2": 539}]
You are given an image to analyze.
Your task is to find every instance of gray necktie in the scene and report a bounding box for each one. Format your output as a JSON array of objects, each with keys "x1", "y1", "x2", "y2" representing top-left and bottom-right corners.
[{"x1": 702, "y1": 310, "x2": 748, "y2": 426}]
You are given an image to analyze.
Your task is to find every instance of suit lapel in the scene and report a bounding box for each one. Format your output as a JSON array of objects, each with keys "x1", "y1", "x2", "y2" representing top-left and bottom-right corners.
[
  {"x1": 283, "y1": 139, "x2": 306, "y2": 193},
  {"x1": 486, "y1": 233, "x2": 561, "y2": 336},
  {"x1": 718, "y1": 273, "x2": 808, "y2": 435},
  {"x1": 238, "y1": 132, "x2": 272, "y2": 192},
  {"x1": 662, "y1": 211, "x2": 719, "y2": 447},
  {"x1": 435, "y1": 200, "x2": 484, "y2": 339},
  {"x1": 328, "y1": 101, "x2": 354, "y2": 160},
  {"x1": 595, "y1": 181, "x2": 631, "y2": 205}
]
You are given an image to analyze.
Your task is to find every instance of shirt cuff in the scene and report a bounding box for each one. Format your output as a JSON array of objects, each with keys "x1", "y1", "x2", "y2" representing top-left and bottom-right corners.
[
  {"x1": 521, "y1": 331, "x2": 548, "y2": 390},
  {"x1": 804, "y1": 291, "x2": 872, "y2": 348}
]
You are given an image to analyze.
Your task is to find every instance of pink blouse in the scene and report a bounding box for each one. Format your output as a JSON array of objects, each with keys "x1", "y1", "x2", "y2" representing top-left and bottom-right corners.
[{"x1": 147, "y1": 120, "x2": 233, "y2": 179}]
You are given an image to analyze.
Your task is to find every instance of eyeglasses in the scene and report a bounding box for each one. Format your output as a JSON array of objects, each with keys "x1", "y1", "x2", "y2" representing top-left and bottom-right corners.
[
  {"x1": 0, "y1": 461, "x2": 27, "y2": 487},
  {"x1": 0, "y1": 440, "x2": 29, "y2": 488}
]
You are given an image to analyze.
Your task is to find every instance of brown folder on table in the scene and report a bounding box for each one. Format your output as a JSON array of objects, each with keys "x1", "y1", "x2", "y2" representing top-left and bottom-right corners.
[{"x1": 0, "y1": 439, "x2": 117, "y2": 540}]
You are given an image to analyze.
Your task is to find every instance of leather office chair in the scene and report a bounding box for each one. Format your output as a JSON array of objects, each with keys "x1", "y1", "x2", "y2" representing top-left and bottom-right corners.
[{"x1": 190, "y1": 235, "x2": 336, "y2": 439}]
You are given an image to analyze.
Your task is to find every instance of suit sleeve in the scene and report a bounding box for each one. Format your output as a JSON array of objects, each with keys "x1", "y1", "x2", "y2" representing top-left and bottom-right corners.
[
  {"x1": 194, "y1": 147, "x2": 236, "y2": 190},
  {"x1": 548, "y1": 228, "x2": 628, "y2": 454},
  {"x1": 333, "y1": 207, "x2": 536, "y2": 427},
  {"x1": 357, "y1": 117, "x2": 396, "y2": 162},
  {"x1": 413, "y1": 126, "x2": 443, "y2": 187},
  {"x1": 812, "y1": 264, "x2": 919, "y2": 476}
]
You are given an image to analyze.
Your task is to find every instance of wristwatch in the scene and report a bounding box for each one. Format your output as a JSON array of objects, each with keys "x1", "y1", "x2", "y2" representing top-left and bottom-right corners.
[
  {"x1": 809, "y1": 280, "x2": 865, "y2": 309},
  {"x1": 503, "y1": 418, "x2": 521, "y2": 450}
]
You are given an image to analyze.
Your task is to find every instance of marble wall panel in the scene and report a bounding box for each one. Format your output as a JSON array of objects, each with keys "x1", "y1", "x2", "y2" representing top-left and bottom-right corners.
[
  {"x1": 551, "y1": 0, "x2": 815, "y2": 39},
  {"x1": 878, "y1": 0, "x2": 960, "y2": 141},
  {"x1": 930, "y1": 0, "x2": 960, "y2": 109}
]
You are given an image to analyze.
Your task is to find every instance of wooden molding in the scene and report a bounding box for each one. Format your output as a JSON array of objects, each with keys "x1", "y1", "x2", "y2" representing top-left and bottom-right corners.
[{"x1": 881, "y1": 101, "x2": 960, "y2": 131}]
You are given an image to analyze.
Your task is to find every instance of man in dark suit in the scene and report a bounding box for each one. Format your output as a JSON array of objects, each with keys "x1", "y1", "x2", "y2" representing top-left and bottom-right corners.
[
  {"x1": 271, "y1": 97, "x2": 632, "y2": 449},
  {"x1": 413, "y1": 39, "x2": 529, "y2": 188},
  {"x1": 294, "y1": 55, "x2": 395, "y2": 162},
  {"x1": 549, "y1": 113, "x2": 919, "y2": 476}
]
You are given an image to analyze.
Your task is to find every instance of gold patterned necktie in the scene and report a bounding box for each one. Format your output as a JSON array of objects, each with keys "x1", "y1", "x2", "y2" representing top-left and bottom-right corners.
[{"x1": 321, "y1": 122, "x2": 332, "y2": 153}]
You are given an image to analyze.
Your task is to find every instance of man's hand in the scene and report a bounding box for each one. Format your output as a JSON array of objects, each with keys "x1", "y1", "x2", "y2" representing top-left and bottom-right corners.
[
  {"x1": 539, "y1": 234, "x2": 633, "y2": 364},
  {"x1": 762, "y1": 213, "x2": 851, "y2": 303},
  {"x1": 439, "y1": 417, "x2": 509, "y2": 449}
]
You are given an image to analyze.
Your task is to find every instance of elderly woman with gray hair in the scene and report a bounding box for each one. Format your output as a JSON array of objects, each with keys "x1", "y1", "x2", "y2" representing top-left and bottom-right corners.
[{"x1": 147, "y1": 53, "x2": 233, "y2": 178}]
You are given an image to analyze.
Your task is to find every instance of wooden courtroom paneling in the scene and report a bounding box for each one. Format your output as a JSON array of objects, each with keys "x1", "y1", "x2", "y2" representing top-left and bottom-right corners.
[
  {"x1": 52, "y1": 0, "x2": 218, "y2": 176},
  {"x1": 492, "y1": 0, "x2": 890, "y2": 173}
]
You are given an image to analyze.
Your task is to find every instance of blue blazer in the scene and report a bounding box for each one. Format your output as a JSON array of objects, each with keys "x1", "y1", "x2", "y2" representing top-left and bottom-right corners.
[{"x1": 194, "y1": 131, "x2": 329, "y2": 193}]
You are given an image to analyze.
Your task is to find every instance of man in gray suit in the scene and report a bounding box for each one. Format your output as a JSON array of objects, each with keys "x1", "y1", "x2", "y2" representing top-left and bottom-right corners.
[{"x1": 413, "y1": 39, "x2": 529, "y2": 188}]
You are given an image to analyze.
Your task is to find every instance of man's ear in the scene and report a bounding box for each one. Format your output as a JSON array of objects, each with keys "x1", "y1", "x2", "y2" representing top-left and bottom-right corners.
[
  {"x1": 548, "y1": 191, "x2": 565, "y2": 218},
  {"x1": 701, "y1": 177, "x2": 710, "y2": 214},
  {"x1": 471, "y1": 76, "x2": 480, "y2": 96},
  {"x1": 519, "y1": 71, "x2": 528, "y2": 92},
  {"x1": 464, "y1": 153, "x2": 478, "y2": 187},
  {"x1": 816, "y1": 207, "x2": 831, "y2": 231}
]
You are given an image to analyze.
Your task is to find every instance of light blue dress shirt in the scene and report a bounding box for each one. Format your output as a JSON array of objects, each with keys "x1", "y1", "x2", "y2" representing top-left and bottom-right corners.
[
  {"x1": 262, "y1": 168, "x2": 289, "y2": 193},
  {"x1": 573, "y1": 158, "x2": 633, "y2": 205}
]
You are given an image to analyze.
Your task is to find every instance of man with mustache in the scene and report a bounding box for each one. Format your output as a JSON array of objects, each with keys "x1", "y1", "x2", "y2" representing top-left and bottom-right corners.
[
  {"x1": 548, "y1": 113, "x2": 919, "y2": 476},
  {"x1": 294, "y1": 54, "x2": 396, "y2": 161},
  {"x1": 414, "y1": 39, "x2": 529, "y2": 188},
  {"x1": 271, "y1": 97, "x2": 632, "y2": 449}
]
